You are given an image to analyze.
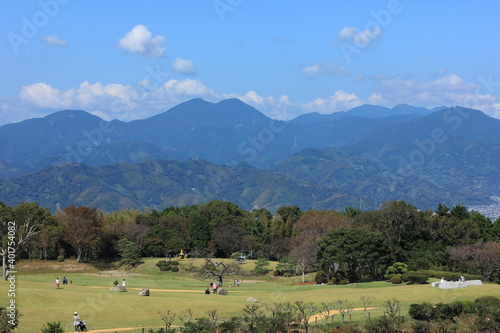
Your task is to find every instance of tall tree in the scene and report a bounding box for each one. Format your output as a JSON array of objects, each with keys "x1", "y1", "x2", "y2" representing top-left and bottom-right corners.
[
  {"x1": 188, "y1": 213, "x2": 212, "y2": 250},
  {"x1": 317, "y1": 228, "x2": 391, "y2": 281},
  {"x1": 1, "y1": 202, "x2": 48, "y2": 280},
  {"x1": 116, "y1": 238, "x2": 142, "y2": 268},
  {"x1": 374, "y1": 201, "x2": 418, "y2": 262},
  {"x1": 56, "y1": 206, "x2": 102, "y2": 262}
]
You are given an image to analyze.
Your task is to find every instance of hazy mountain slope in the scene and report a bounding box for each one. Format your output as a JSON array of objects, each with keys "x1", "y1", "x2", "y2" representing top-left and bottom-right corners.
[
  {"x1": 277, "y1": 107, "x2": 500, "y2": 209},
  {"x1": 0, "y1": 159, "x2": 350, "y2": 213}
]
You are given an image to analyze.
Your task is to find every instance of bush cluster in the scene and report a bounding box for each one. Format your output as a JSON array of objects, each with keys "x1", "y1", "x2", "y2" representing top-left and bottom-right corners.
[
  {"x1": 406, "y1": 274, "x2": 428, "y2": 285},
  {"x1": 156, "y1": 260, "x2": 171, "y2": 271},
  {"x1": 409, "y1": 296, "x2": 500, "y2": 323}
]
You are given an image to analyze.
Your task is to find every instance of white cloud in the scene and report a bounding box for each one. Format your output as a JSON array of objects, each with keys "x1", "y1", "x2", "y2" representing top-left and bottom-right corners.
[
  {"x1": 118, "y1": 25, "x2": 166, "y2": 58},
  {"x1": 171, "y1": 58, "x2": 196, "y2": 75},
  {"x1": 337, "y1": 25, "x2": 381, "y2": 47},
  {"x1": 300, "y1": 62, "x2": 350, "y2": 77},
  {"x1": 368, "y1": 74, "x2": 500, "y2": 115},
  {"x1": 5, "y1": 73, "x2": 499, "y2": 127},
  {"x1": 41, "y1": 35, "x2": 67, "y2": 47}
]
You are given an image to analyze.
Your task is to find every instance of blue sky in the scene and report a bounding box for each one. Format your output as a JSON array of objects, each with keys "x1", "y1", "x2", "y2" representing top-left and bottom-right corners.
[{"x1": 1, "y1": 0, "x2": 500, "y2": 125}]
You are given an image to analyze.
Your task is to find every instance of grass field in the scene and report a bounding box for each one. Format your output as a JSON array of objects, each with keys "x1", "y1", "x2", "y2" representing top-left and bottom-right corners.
[{"x1": 1, "y1": 258, "x2": 499, "y2": 332}]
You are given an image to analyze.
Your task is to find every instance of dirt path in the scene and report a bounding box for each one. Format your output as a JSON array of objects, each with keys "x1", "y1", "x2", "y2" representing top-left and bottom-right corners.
[
  {"x1": 87, "y1": 286, "x2": 248, "y2": 293},
  {"x1": 307, "y1": 307, "x2": 378, "y2": 323},
  {"x1": 86, "y1": 326, "x2": 164, "y2": 332}
]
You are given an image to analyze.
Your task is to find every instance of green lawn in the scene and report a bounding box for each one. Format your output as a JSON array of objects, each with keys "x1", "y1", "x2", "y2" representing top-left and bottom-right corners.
[{"x1": 2, "y1": 259, "x2": 499, "y2": 332}]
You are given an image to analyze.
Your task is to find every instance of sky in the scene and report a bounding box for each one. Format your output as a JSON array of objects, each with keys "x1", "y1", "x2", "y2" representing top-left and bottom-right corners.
[{"x1": 1, "y1": 0, "x2": 500, "y2": 126}]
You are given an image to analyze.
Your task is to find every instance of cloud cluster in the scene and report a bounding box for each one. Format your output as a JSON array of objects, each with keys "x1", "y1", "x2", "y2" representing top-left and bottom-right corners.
[
  {"x1": 41, "y1": 35, "x2": 68, "y2": 47},
  {"x1": 337, "y1": 25, "x2": 382, "y2": 47},
  {"x1": 171, "y1": 58, "x2": 196, "y2": 75},
  {"x1": 3, "y1": 73, "x2": 498, "y2": 127},
  {"x1": 301, "y1": 62, "x2": 350, "y2": 77},
  {"x1": 118, "y1": 25, "x2": 166, "y2": 58}
]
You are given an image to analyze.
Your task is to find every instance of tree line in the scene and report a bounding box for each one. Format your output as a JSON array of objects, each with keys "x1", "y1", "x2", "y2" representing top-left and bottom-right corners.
[{"x1": 1, "y1": 200, "x2": 499, "y2": 282}]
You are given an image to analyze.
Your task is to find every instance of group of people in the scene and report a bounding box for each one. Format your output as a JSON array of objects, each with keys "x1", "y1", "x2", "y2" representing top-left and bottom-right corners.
[
  {"x1": 440, "y1": 275, "x2": 466, "y2": 283},
  {"x1": 113, "y1": 279, "x2": 126, "y2": 287},
  {"x1": 205, "y1": 280, "x2": 242, "y2": 294},
  {"x1": 55, "y1": 276, "x2": 72, "y2": 288}
]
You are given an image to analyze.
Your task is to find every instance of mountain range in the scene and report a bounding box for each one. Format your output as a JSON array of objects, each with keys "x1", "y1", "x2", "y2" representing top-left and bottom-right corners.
[{"x1": 0, "y1": 99, "x2": 499, "y2": 213}]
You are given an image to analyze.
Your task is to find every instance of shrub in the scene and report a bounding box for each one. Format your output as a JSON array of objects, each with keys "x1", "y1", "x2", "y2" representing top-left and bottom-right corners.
[
  {"x1": 339, "y1": 279, "x2": 348, "y2": 285},
  {"x1": 385, "y1": 262, "x2": 408, "y2": 280},
  {"x1": 456, "y1": 300, "x2": 475, "y2": 314},
  {"x1": 474, "y1": 296, "x2": 500, "y2": 315},
  {"x1": 273, "y1": 270, "x2": 281, "y2": 276},
  {"x1": 56, "y1": 255, "x2": 64, "y2": 262},
  {"x1": 406, "y1": 275, "x2": 428, "y2": 285},
  {"x1": 171, "y1": 266, "x2": 179, "y2": 272},
  {"x1": 365, "y1": 316, "x2": 405, "y2": 333},
  {"x1": 283, "y1": 273, "x2": 292, "y2": 278},
  {"x1": 41, "y1": 321, "x2": 64, "y2": 333},
  {"x1": 314, "y1": 271, "x2": 328, "y2": 284},
  {"x1": 409, "y1": 302, "x2": 435, "y2": 321},
  {"x1": 411, "y1": 320, "x2": 432, "y2": 333},
  {"x1": 253, "y1": 258, "x2": 270, "y2": 275},
  {"x1": 170, "y1": 260, "x2": 180, "y2": 266},
  {"x1": 434, "y1": 303, "x2": 460, "y2": 321},
  {"x1": 159, "y1": 265, "x2": 171, "y2": 271},
  {"x1": 156, "y1": 261, "x2": 167, "y2": 267},
  {"x1": 463, "y1": 274, "x2": 482, "y2": 281},
  {"x1": 390, "y1": 275, "x2": 402, "y2": 284},
  {"x1": 218, "y1": 288, "x2": 228, "y2": 295}
]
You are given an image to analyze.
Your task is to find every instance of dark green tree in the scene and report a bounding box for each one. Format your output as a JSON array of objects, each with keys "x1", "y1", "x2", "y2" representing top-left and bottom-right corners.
[
  {"x1": 116, "y1": 238, "x2": 142, "y2": 268},
  {"x1": 317, "y1": 228, "x2": 391, "y2": 281},
  {"x1": 188, "y1": 213, "x2": 212, "y2": 250},
  {"x1": 450, "y1": 205, "x2": 470, "y2": 220},
  {"x1": 470, "y1": 211, "x2": 494, "y2": 241},
  {"x1": 375, "y1": 201, "x2": 418, "y2": 262},
  {"x1": 198, "y1": 200, "x2": 246, "y2": 227}
]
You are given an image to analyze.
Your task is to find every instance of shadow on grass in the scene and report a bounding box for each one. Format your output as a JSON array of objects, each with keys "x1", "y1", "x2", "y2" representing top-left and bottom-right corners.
[{"x1": 87, "y1": 258, "x2": 119, "y2": 271}]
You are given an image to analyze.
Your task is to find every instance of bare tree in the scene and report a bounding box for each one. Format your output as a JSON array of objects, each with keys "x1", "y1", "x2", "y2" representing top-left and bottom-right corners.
[
  {"x1": 360, "y1": 296, "x2": 375, "y2": 321},
  {"x1": 1, "y1": 202, "x2": 49, "y2": 280},
  {"x1": 319, "y1": 302, "x2": 334, "y2": 324},
  {"x1": 265, "y1": 302, "x2": 297, "y2": 333},
  {"x1": 335, "y1": 300, "x2": 353, "y2": 324},
  {"x1": 243, "y1": 304, "x2": 262, "y2": 332},
  {"x1": 449, "y1": 241, "x2": 500, "y2": 281},
  {"x1": 56, "y1": 206, "x2": 102, "y2": 262},
  {"x1": 294, "y1": 301, "x2": 316, "y2": 333},
  {"x1": 213, "y1": 225, "x2": 242, "y2": 257},
  {"x1": 383, "y1": 298, "x2": 401, "y2": 318},
  {"x1": 206, "y1": 309, "x2": 219, "y2": 333},
  {"x1": 179, "y1": 308, "x2": 193, "y2": 328},
  {"x1": 158, "y1": 309, "x2": 176, "y2": 331},
  {"x1": 196, "y1": 258, "x2": 241, "y2": 287}
]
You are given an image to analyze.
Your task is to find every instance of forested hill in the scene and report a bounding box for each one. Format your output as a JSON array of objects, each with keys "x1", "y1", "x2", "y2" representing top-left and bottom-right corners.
[
  {"x1": 0, "y1": 159, "x2": 350, "y2": 213},
  {"x1": 0, "y1": 100, "x2": 499, "y2": 213}
]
